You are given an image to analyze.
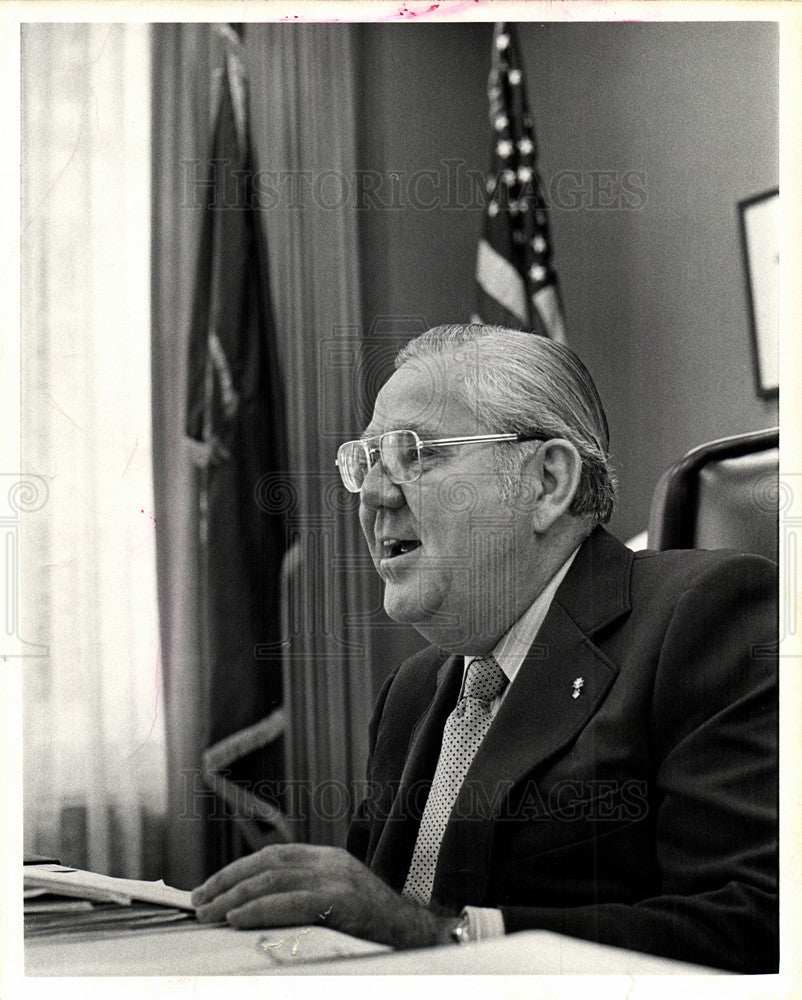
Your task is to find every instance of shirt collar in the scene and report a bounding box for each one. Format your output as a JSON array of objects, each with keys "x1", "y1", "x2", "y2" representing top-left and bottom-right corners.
[{"x1": 464, "y1": 546, "x2": 579, "y2": 688}]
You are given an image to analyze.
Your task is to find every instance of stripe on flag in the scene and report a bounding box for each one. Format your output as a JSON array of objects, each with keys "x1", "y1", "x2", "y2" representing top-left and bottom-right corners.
[
  {"x1": 476, "y1": 238, "x2": 528, "y2": 325},
  {"x1": 533, "y1": 285, "x2": 566, "y2": 345}
]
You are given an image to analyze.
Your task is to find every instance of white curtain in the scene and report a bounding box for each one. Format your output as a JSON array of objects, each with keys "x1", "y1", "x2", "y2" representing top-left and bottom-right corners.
[{"x1": 21, "y1": 23, "x2": 165, "y2": 879}]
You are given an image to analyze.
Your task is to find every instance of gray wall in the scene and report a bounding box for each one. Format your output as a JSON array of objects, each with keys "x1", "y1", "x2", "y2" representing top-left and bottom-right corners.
[
  {"x1": 518, "y1": 21, "x2": 779, "y2": 542},
  {"x1": 354, "y1": 21, "x2": 779, "y2": 688}
]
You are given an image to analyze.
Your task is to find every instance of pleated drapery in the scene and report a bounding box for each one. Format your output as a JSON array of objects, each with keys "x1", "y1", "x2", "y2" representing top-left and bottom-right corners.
[
  {"x1": 246, "y1": 24, "x2": 377, "y2": 847},
  {"x1": 152, "y1": 24, "x2": 378, "y2": 873},
  {"x1": 151, "y1": 24, "x2": 228, "y2": 890}
]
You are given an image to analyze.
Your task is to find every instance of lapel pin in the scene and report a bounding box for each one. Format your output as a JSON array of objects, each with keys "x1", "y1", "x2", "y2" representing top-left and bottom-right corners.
[{"x1": 572, "y1": 677, "x2": 584, "y2": 699}]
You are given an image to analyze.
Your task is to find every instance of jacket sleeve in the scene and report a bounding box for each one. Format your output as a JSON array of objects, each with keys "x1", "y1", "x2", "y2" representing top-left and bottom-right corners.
[
  {"x1": 345, "y1": 667, "x2": 399, "y2": 864},
  {"x1": 498, "y1": 554, "x2": 779, "y2": 973}
]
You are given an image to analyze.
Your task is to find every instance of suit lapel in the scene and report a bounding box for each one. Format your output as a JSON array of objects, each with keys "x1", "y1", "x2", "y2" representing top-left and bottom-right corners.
[
  {"x1": 367, "y1": 652, "x2": 463, "y2": 890},
  {"x1": 433, "y1": 526, "x2": 634, "y2": 904}
]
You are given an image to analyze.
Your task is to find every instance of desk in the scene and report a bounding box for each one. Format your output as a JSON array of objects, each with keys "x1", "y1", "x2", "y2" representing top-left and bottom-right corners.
[{"x1": 25, "y1": 922, "x2": 720, "y2": 976}]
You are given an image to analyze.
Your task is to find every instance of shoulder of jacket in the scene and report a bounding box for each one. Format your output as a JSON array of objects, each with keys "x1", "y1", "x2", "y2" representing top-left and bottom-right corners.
[
  {"x1": 631, "y1": 546, "x2": 776, "y2": 589},
  {"x1": 368, "y1": 645, "x2": 452, "y2": 740},
  {"x1": 391, "y1": 643, "x2": 451, "y2": 686}
]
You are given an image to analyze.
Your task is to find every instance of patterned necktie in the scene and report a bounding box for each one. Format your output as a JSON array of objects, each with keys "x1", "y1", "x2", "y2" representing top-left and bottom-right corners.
[{"x1": 402, "y1": 653, "x2": 508, "y2": 906}]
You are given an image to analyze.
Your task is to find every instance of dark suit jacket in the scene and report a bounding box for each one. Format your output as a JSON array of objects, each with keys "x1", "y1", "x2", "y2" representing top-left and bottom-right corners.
[{"x1": 346, "y1": 526, "x2": 778, "y2": 973}]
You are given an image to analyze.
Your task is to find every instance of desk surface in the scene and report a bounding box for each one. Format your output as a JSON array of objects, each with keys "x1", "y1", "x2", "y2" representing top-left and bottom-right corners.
[{"x1": 25, "y1": 922, "x2": 720, "y2": 977}]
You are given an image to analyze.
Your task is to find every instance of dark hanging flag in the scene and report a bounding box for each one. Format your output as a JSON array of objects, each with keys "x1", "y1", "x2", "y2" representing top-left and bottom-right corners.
[
  {"x1": 185, "y1": 25, "x2": 289, "y2": 866},
  {"x1": 474, "y1": 22, "x2": 566, "y2": 342}
]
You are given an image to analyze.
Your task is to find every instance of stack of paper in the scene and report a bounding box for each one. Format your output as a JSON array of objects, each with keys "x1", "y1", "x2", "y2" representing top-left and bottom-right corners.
[{"x1": 24, "y1": 863, "x2": 195, "y2": 938}]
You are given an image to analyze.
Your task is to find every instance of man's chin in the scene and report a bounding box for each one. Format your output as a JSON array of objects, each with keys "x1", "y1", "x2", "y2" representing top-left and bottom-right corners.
[
  {"x1": 383, "y1": 591, "x2": 504, "y2": 655},
  {"x1": 382, "y1": 591, "x2": 472, "y2": 649},
  {"x1": 382, "y1": 581, "x2": 442, "y2": 629},
  {"x1": 382, "y1": 597, "x2": 427, "y2": 627}
]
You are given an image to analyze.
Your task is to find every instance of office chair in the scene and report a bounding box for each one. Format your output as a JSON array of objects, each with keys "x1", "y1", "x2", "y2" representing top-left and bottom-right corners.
[{"x1": 647, "y1": 428, "x2": 779, "y2": 562}]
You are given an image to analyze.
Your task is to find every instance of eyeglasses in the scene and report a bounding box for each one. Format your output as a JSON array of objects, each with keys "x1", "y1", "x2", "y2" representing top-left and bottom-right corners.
[{"x1": 335, "y1": 428, "x2": 549, "y2": 493}]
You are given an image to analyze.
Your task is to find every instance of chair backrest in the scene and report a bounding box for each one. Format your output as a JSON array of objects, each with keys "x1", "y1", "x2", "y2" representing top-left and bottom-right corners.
[{"x1": 647, "y1": 428, "x2": 779, "y2": 562}]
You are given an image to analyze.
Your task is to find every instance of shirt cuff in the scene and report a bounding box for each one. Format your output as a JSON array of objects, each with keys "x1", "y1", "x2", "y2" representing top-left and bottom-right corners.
[{"x1": 462, "y1": 905, "x2": 506, "y2": 940}]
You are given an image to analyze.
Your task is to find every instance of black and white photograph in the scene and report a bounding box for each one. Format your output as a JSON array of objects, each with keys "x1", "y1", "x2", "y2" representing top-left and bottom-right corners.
[{"x1": 3, "y1": 1, "x2": 799, "y2": 994}]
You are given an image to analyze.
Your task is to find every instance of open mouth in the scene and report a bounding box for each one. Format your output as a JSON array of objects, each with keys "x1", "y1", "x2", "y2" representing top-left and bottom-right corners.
[{"x1": 382, "y1": 539, "x2": 422, "y2": 559}]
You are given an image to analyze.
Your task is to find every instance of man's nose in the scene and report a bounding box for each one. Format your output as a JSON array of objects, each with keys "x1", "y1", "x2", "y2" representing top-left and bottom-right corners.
[{"x1": 359, "y1": 459, "x2": 405, "y2": 509}]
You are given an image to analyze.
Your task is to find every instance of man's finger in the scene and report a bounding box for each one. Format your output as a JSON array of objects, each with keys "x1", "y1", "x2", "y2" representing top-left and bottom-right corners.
[
  {"x1": 225, "y1": 890, "x2": 322, "y2": 930},
  {"x1": 192, "y1": 844, "x2": 320, "y2": 906},
  {"x1": 195, "y1": 867, "x2": 318, "y2": 923},
  {"x1": 191, "y1": 852, "x2": 272, "y2": 906}
]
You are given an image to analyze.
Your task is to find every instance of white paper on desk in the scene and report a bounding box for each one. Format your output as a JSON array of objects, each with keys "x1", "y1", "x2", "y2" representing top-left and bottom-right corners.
[{"x1": 24, "y1": 865, "x2": 195, "y2": 911}]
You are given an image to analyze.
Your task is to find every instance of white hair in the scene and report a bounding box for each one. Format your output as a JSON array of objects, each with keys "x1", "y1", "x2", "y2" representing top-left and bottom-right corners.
[{"x1": 395, "y1": 324, "x2": 617, "y2": 524}]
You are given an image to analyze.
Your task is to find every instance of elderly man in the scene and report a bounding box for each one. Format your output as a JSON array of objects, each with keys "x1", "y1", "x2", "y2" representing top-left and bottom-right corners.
[{"x1": 193, "y1": 325, "x2": 778, "y2": 973}]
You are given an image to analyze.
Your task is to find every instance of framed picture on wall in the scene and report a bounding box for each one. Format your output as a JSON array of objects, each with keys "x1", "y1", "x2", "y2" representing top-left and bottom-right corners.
[{"x1": 738, "y1": 188, "x2": 779, "y2": 397}]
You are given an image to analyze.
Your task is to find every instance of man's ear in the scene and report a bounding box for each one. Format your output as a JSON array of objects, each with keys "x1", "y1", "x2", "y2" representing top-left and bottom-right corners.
[{"x1": 526, "y1": 439, "x2": 583, "y2": 533}]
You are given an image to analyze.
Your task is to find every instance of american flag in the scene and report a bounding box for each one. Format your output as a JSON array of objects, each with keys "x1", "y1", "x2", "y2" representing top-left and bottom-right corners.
[{"x1": 474, "y1": 23, "x2": 566, "y2": 343}]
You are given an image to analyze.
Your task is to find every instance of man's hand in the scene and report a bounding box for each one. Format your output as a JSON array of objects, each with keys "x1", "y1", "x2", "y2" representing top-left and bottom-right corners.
[{"x1": 191, "y1": 843, "x2": 460, "y2": 949}]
